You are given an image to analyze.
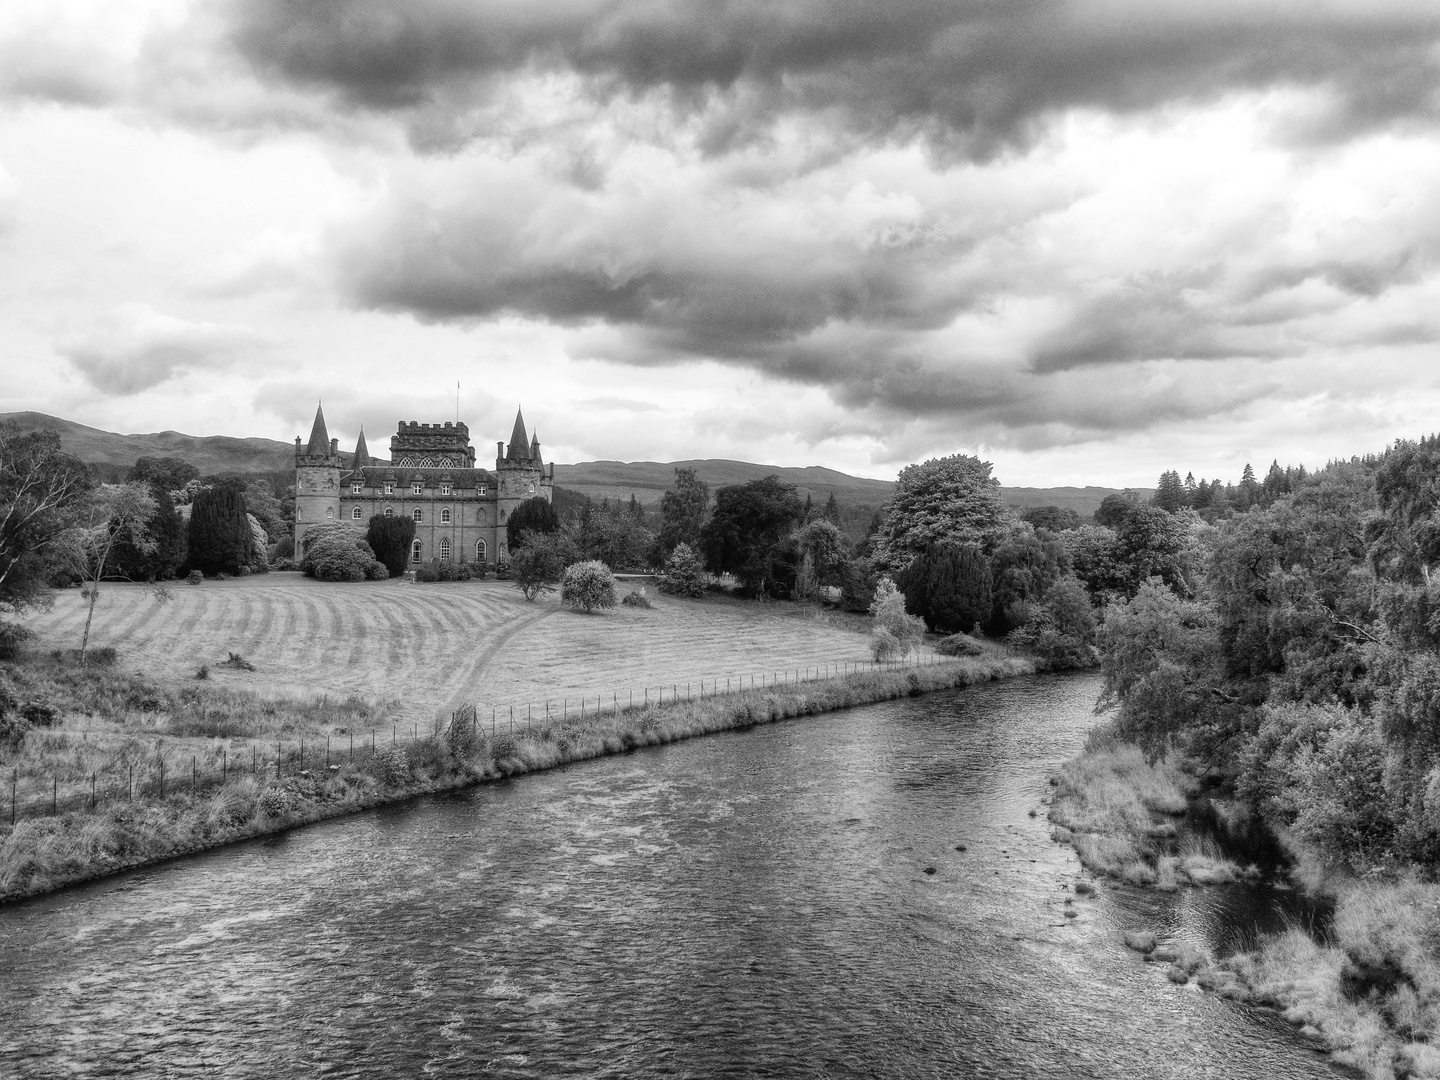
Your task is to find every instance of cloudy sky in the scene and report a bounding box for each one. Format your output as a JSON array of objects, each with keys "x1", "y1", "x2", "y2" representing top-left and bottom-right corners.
[{"x1": 2, "y1": 0, "x2": 1440, "y2": 487}]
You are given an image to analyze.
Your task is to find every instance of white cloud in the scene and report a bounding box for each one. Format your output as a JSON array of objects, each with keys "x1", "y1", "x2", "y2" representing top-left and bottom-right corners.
[{"x1": 59, "y1": 303, "x2": 266, "y2": 394}]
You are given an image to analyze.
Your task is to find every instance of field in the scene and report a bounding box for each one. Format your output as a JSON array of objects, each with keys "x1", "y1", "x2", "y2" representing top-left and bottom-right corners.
[{"x1": 17, "y1": 574, "x2": 894, "y2": 723}]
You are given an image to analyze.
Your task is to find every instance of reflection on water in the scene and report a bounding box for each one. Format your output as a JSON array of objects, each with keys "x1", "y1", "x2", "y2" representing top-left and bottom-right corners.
[{"x1": 0, "y1": 674, "x2": 1345, "y2": 1078}]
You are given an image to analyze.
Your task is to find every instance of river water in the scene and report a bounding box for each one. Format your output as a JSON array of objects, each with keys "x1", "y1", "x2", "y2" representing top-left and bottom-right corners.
[{"x1": 0, "y1": 674, "x2": 1344, "y2": 1079}]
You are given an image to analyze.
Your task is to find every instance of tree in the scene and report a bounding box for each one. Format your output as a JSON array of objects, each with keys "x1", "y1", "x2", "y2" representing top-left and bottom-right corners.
[
  {"x1": 871, "y1": 454, "x2": 1012, "y2": 572},
  {"x1": 1021, "y1": 505, "x2": 1083, "y2": 532},
  {"x1": 127, "y1": 456, "x2": 199, "y2": 493},
  {"x1": 0, "y1": 427, "x2": 91, "y2": 614},
  {"x1": 57, "y1": 483, "x2": 169, "y2": 660},
  {"x1": 900, "y1": 542, "x2": 991, "y2": 633},
  {"x1": 989, "y1": 530, "x2": 1069, "y2": 632},
  {"x1": 108, "y1": 484, "x2": 186, "y2": 582},
  {"x1": 561, "y1": 559, "x2": 617, "y2": 612},
  {"x1": 1154, "y1": 470, "x2": 1185, "y2": 513},
  {"x1": 366, "y1": 514, "x2": 416, "y2": 578},
  {"x1": 654, "y1": 467, "x2": 709, "y2": 561},
  {"x1": 511, "y1": 530, "x2": 579, "y2": 600},
  {"x1": 187, "y1": 487, "x2": 254, "y2": 575},
  {"x1": 1095, "y1": 493, "x2": 1138, "y2": 528},
  {"x1": 869, "y1": 577, "x2": 925, "y2": 660},
  {"x1": 506, "y1": 497, "x2": 559, "y2": 551},
  {"x1": 822, "y1": 492, "x2": 841, "y2": 524},
  {"x1": 699, "y1": 476, "x2": 804, "y2": 595},
  {"x1": 244, "y1": 480, "x2": 288, "y2": 544},
  {"x1": 792, "y1": 520, "x2": 847, "y2": 587},
  {"x1": 658, "y1": 542, "x2": 706, "y2": 598}
]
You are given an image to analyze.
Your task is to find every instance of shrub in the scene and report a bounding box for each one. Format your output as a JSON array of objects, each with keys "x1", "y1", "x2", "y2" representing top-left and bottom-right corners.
[
  {"x1": 272, "y1": 535, "x2": 294, "y2": 561},
  {"x1": 370, "y1": 742, "x2": 410, "y2": 785},
  {"x1": 0, "y1": 621, "x2": 32, "y2": 660},
  {"x1": 561, "y1": 560, "x2": 617, "y2": 613},
  {"x1": 414, "y1": 559, "x2": 476, "y2": 583},
  {"x1": 870, "y1": 626, "x2": 901, "y2": 661},
  {"x1": 658, "y1": 542, "x2": 706, "y2": 597},
  {"x1": 301, "y1": 523, "x2": 386, "y2": 582},
  {"x1": 621, "y1": 590, "x2": 652, "y2": 608},
  {"x1": 187, "y1": 570, "x2": 203, "y2": 585},
  {"x1": 869, "y1": 577, "x2": 925, "y2": 655},
  {"x1": 187, "y1": 486, "x2": 254, "y2": 575},
  {"x1": 937, "y1": 633, "x2": 984, "y2": 657},
  {"x1": 447, "y1": 706, "x2": 477, "y2": 761}
]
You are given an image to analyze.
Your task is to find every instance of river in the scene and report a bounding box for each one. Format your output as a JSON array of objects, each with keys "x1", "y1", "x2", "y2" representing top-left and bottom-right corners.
[{"x1": 0, "y1": 673, "x2": 1343, "y2": 1078}]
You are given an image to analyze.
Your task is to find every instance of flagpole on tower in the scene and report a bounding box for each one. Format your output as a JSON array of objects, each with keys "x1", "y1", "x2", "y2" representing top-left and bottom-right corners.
[{"x1": 456, "y1": 380, "x2": 460, "y2": 424}]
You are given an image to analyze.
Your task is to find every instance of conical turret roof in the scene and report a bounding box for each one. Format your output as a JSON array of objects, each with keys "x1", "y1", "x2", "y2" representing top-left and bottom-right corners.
[
  {"x1": 506, "y1": 407, "x2": 531, "y2": 462},
  {"x1": 353, "y1": 427, "x2": 370, "y2": 468},
  {"x1": 530, "y1": 431, "x2": 543, "y2": 467},
  {"x1": 306, "y1": 403, "x2": 330, "y2": 456}
]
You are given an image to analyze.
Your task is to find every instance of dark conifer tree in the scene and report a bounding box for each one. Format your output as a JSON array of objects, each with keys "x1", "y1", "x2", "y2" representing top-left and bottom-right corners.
[
  {"x1": 823, "y1": 492, "x2": 840, "y2": 523},
  {"x1": 506, "y1": 497, "x2": 559, "y2": 551},
  {"x1": 366, "y1": 514, "x2": 416, "y2": 577},
  {"x1": 108, "y1": 484, "x2": 186, "y2": 581},
  {"x1": 187, "y1": 487, "x2": 254, "y2": 574},
  {"x1": 1154, "y1": 470, "x2": 1185, "y2": 512}
]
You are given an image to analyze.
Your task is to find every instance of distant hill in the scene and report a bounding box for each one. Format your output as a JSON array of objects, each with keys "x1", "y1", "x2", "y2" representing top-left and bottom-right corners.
[
  {"x1": 0, "y1": 412, "x2": 363, "y2": 473},
  {"x1": 2, "y1": 412, "x2": 1124, "y2": 517}
]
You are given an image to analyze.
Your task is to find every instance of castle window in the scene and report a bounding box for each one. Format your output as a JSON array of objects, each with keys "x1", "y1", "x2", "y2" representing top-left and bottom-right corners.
[
  {"x1": 439, "y1": 537, "x2": 451, "y2": 563},
  {"x1": 440, "y1": 483, "x2": 452, "y2": 495},
  {"x1": 419, "y1": 457, "x2": 434, "y2": 468},
  {"x1": 412, "y1": 482, "x2": 423, "y2": 495},
  {"x1": 351, "y1": 507, "x2": 362, "y2": 520},
  {"x1": 384, "y1": 506, "x2": 394, "y2": 518},
  {"x1": 478, "y1": 485, "x2": 487, "y2": 496},
  {"x1": 399, "y1": 457, "x2": 414, "y2": 467},
  {"x1": 475, "y1": 539, "x2": 486, "y2": 562},
  {"x1": 439, "y1": 458, "x2": 453, "y2": 468},
  {"x1": 528, "y1": 482, "x2": 535, "y2": 494},
  {"x1": 413, "y1": 509, "x2": 423, "y2": 523},
  {"x1": 325, "y1": 507, "x2": 334, "y2": 518},
  {"x1": 476, "y1": 508, "x2": 484, "y2": 522},
  {"x1": 383, "y1": 483, "x2": 394, "y2": 495},
  {"x1": 411, "y1": 540, "x2": 422, "y2": 562},
  {"x1": 441, "y1": 507, "x2": 451, "y2": 524},
  {"x1": 351, "y1": 482, "x2": 362, "y2": 494}
]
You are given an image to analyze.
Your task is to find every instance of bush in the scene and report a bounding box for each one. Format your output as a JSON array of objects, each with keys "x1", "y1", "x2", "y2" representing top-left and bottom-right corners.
[
  {"x1": 187, "y1": 570, "x2": 203, "y2": 585},
  {"x1": 370, "y1": 742, "x2": 410, "y2": 786},
  {"x1": 870, "y1": 626, "x2": 901, "y2": 661},
  {"x1": 561, "y1": 560, "x2": 617, "y2": 613},
  {"x1": 301, "y1": 523, "x2": 386, "y2": 582},
  {"x1": 937, "y1": 633, "x2": 985, "y2": 657},
  {"x1": 187, "y1": 486, "x2": 254, "y2": 575},
  {"x1": 511, "y1": 531, "x2": 578, "y2": 600},
  {"x1": 0, "y1": 621, "x2": 32, "y2": 660},
  {"x1": 414, "y1": 559, "x2": 476, "y2": 583},
  {"x1": 621, "y1": 590, "x2": 652, "y2": 608},
  {"x1": 272, "y1": 535, "x2": 294, "y2": 561},
  {"x1": 657, "y1": 542, "x2": 706, "y2": 597},
  {"x1": 869, "y1": 577, "x2": 925, "y2": 655}
]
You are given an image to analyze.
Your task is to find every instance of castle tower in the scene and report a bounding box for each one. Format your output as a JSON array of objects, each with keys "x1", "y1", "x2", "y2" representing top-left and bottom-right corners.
[
  {"x1": 293, "y1": 403, "x2": 343, "y2": 555},
  {"x1": 494, "y1": 407, "x2": 553, "y2": 562}
]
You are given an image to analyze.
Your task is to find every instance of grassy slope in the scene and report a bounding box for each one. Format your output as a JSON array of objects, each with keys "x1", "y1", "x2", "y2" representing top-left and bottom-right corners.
[{"x1": 17, "y1": 576, "x2": 883, "y2": 722}]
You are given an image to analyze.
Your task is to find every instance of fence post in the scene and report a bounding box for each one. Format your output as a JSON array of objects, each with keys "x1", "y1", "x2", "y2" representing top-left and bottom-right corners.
[
  {"x1": 11, "y1": 769, "x2": 16, "y2": 825},
  {"x1": 129, "y1": 764, "x2": 133, "y2": 802},
  {"x1": 192, "y1": 756, "x2": 197, "y2": 792},
  {"x1": 222, "y1": 748, "x2": 227, "y2": 782},
  {"x1": 52, "y1": 776, "x2": 56, "y2": 815},
  {"x1": 276, "y1": 742, "x2": 281, "y2": 779},
  {"x1": 160, "y1": 759, "x2": 165, "y2": 799},
  {"x1": 326, "y1": 737, "x2": 330, "y2": 770},
  {"x1": 350, "y1": 732, "x2": 353, "y2": 763}
]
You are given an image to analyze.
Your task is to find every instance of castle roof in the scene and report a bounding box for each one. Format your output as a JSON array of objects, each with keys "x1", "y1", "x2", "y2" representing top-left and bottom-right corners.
[
  {"x1": 505, "y1": 408, "x2": 531, "y2": 462},
  {"x1": 530, "y1": 432, "x2": 543, "y2": 467},
  {"x1": 353, "y1": 427, "x2": 370, "y2": 468},
  {"x1": 306, "y1": 403, "x2": 330, "y2": 456}
]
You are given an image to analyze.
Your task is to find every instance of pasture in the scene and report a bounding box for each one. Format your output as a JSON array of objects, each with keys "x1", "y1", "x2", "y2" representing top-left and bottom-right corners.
[{"x1": 17, "y1": 574, "x2": 889, "y2": 722}]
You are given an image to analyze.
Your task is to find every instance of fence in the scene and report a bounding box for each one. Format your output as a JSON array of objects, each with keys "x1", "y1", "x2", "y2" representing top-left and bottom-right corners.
[{"x1": 4, "y1": 651, "x2": 953, "y2": 829}]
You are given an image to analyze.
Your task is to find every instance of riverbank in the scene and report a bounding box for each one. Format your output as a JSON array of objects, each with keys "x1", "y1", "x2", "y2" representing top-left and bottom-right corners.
[
  {"x1": 0, "y1": 648, "x2": 1035, "y2": 904},
  {"x1": 1053, "y1": 734, "x2": 1440, "y2": 1080}
]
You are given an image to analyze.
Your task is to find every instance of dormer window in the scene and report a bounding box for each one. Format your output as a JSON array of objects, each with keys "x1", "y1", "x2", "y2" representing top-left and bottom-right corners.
[
  {"x1": 478, "y1": 484, "x2": 487, "y2": 496},
  {"x1": 412, "y1": 482, "x2": 423, "y2": 495},
  {"x1": 351, "y1": 482, "x2": 363, "y2": 494},
  {"x1": 440, "y1": 483, "x2": 452, "y2": 495},
  {"x1": 383, "y1": 482, "x2": 394, "y2": 495}
]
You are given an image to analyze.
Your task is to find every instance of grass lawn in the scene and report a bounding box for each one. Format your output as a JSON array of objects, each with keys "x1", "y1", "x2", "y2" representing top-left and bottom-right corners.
[{"x1": 18, "y1": 574, "x2": 893, "y2": 722}]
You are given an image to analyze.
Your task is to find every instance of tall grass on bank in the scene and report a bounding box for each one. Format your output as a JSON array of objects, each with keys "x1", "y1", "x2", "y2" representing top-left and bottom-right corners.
[
  {"x1": 1047, "y1": 729, "x2": 1249, "y2": 888},
  {"x1": 0, "y1": 648, "x2": 1035, "y2": 904}
]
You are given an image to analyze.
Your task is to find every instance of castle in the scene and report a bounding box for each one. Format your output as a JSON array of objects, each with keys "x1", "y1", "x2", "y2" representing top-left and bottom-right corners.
[{"x1": 293, "y1": 404, "x2": 553, "y2": 568}]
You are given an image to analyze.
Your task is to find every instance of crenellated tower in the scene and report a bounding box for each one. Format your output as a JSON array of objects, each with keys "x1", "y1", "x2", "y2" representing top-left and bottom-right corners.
[
  {"x1": 494, "y1": 407, "x2": 553, "y2": 562},
  {"x1": 293, "y1": 403, "x2": 343, "y2": 555}
]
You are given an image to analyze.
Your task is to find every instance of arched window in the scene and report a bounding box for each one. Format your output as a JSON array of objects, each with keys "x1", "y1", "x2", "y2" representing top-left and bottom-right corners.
[
  {"x1": 419, "y1": 457, "x2": 434, "y2": 468},
  {"x1": 475, "y1": 539, "x2": 486, "y2": 562},
  {"x1": 399, "y1": 457, "x2": 413, "y2": 467},
  {"x1": 440, "y1": 507, "x2": 451, "y2": 524},
  {"x1": 411, "y1": 540, "x2": 422, "y2": 562},
  {"x1": 438, "y1": 457, "x2": 453, "y2": 468},
  {"x1": 413, "y1": 508, "x2": 423, "y2": 522},
  {"x1": 351, "y1": 506, "x2": 362, "y2": 520},
  {"x1": 439, "y1": 537, "x2": 451, "y2": 563},
  {"x1": 325, "y1": 506, "x2": 334, "y2": 518},
  {"x1": 477, "y1": 508, "x2": 484, "y2": 522},
  {"x1": 384, "y1": 506, "x2": 394, "y2": 518},
  {"x1": 527, "y1": 482, "x2": 535, "y2": 494}
]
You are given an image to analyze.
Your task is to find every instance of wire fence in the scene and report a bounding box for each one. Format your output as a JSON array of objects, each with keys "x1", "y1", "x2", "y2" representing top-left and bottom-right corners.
[{"x1": 4, "y1": 651, "x2": 952, "y2": 829}]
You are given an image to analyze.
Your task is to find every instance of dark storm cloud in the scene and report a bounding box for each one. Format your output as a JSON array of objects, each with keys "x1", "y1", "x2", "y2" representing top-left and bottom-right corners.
[{"x1": 227, "y1": 0, "x2": 1440, "y2": 151}]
